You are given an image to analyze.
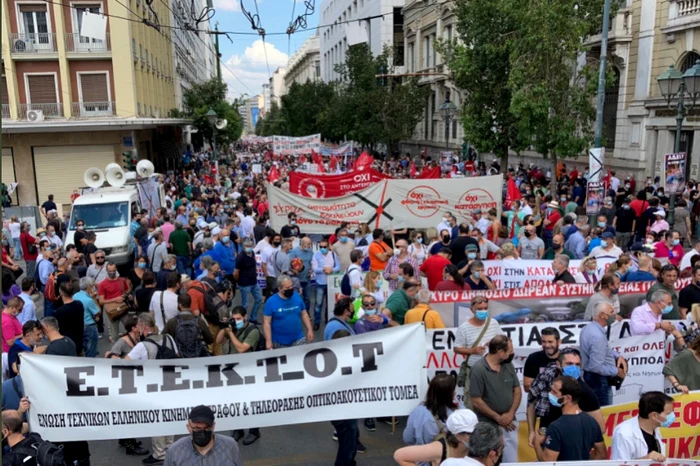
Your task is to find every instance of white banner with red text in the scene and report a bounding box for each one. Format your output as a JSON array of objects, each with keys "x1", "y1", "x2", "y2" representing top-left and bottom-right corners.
[
  {"x1": 272, "y1": 134, "x2": 321, "y2": 156},
  {"x1": 503, "y1": 460, "x2": 699, "y2": 466},
  {"x1": 268, "y1": 175, "x2": 503, "y2": 234},
  {"x1": 20, "y1": 324, "x2": 426, "y2": 442},
  {"x1": 479, "y1": 259, "x2": 614, "y2": 289}
]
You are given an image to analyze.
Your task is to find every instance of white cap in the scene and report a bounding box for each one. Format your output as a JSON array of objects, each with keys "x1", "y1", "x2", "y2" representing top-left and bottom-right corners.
[
  {"x1": 212, "y1": 227, "x2": 222, "y2": 236},
  {"x1": 446, "y1": 409, "x2": 478, "y2": 434},
  {"x1": 655, "y1": 209, "x2": 666, "y2": 218},
  {"x1": 207, "y1": 221, "x2": 218, "y2": 230}
]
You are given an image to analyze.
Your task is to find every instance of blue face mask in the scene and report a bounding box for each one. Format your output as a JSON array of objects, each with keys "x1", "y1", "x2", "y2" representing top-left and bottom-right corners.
[
  {"x1": 475, "y1": 310, "x2": 489, "y2": 320},
  {"x1": 672, "y1": 239, "x2": 680, "y2": 246},
  {"x1": 598, "y1": 221, "x2": 606, "y2": 228},
  {"x1": 245, "y1": 247, "x2": 253, "y2": 253},
  {"x1": 377, "y1": 279, "x2": 383, "y2": 287},
  {"x1": 138, "y1": 262, "x2": 147, "y2": 269},
  {"x1": 235, "y1": 320, "x2": 245, "y2": 330},
  {"x1": 662, "y1": 304, "x2": 674, "y2": 315},
  {"x1": 364, "y1": 309, "x2": 377, "y2": 316},
  {"x1": 562, "y1": 365, "x2": 581, "y2": 380},
  {"x1": 548, "y1": 393, "x2": 563, "y2": 408},
  {"x1": 659, "y1": 412, "x2": 675, "y2": 428},
  {"x1": 320, "y1": 248, "x2": 328, "y2": 255},
  {"x1": 417, "y1": 237, "x2": 423, "y2": 244},
  {"x1": 468, "y1": 252, "x2": 477, "y2": 260},
  {"x1": 398, "y1": 275, "x2": 405, "y2": 282},
  {"x1": 340, "y1": 237, "x2": 348, "y2": 243},
  {"x1": 473, "y1": 271, "x2": 481, "y2": 279},
  {"x1": 222, "y1": 236, "x2": 230, "y2": 244}
]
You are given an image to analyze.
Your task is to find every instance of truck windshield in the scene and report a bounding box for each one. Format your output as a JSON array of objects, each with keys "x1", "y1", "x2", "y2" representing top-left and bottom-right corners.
[{"x1": 70, "y1": 202, "x2": 129, "y2": 229}]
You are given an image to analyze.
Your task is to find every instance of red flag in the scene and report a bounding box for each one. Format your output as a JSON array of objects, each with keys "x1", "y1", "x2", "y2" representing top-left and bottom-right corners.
[
  {"x1": 300, "y1": 154, "x2": 308, "y2": 164},
  {"x1": 354, "y1": 151, "x2": 374, "y2": 171},
  {"x1": 505, "y1": 175, "x2": 522, "y2": 210},
  {"x1": 311, "y1": 151, "x2": 326, "y2": 173},
  {"x1": 330, "y1": 155, "x2": 338, "y2": 171},
  {"x1": 418, "y1": 165, "x2": 441, "y2": 179},
  {"x1": 268, "y1": 166, "x2": 280, "y2": 183},
  {"x1": 410, "y1": 161, "x2": 417, "y2": 178}
]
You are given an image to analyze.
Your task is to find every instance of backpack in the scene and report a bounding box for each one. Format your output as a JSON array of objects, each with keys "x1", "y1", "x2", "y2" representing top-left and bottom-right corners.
[
  {"x1": 145, "y1": 336, "x2": 179, "y2": 359},
  {"x1": 12, "y1": 432, "x2": 65, "y2": 466},
  {"x1": 239, "y1": 323, "x2": 266, "y2": 352},
  {"x1": 43, "y1": 273, "x2": 57, "y2": 301},
  {"x1": 340, "y1": 266, "x2": 360, "y2": 296},
  {"x1": 193, "y1": 282, "x2": 228, "y2": 326},
  {"x1": 174, "y1": 316, "x2": 210, "y2": 358}
]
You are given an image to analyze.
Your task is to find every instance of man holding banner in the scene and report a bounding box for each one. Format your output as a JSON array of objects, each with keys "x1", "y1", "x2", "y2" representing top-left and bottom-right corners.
[{"x1": 611, "y1": 391, "x2": 672, "y2": 461}]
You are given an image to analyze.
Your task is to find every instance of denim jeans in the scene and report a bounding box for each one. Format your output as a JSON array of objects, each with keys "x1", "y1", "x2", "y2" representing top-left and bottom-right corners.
[
  {"x1": 83, "y1": 324, "x2": 98, "y2": 357},
  {"x1": 583, "y1": 371, "x2": 613, "y2": 407},
  {"x1": 240, "y1": 284, "x2": 263, "y2": 322},
  {"x1": 314, "y1": 285, "x2": 327, "y2": 324},
  {"x1": 43, "y1": 298, "x2": 55, "y2": 318},
  {"x1": 330, "y1": 419, "x2": 358, "y2": 466},
  {"x1": 26, "y1": 260, "x2": 36, "y2": 284},
  {"x1": 176, "y1": 255, "x2": 192, "y2": 277},
  {"x1": 300, "y1": 281, "x2": 311, "y2": 312},
  {"x1": 12, "y1": 238, "x2": 22, "y2": 261}
]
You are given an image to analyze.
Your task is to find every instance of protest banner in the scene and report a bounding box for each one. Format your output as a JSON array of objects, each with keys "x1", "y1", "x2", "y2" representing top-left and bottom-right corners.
[
  {"x1": 288, "y1": 168, "x2": 391, "y2": 198},
  {"x1": 21, "y1": 324, "x2": 426, "y2": 442},
  {"x1": 319, "y1": 142, "x2": 354, "y2": 158},
  {"x1": 587, "y1": 181, "x2": 606, "y2": 215},
  {"x1": 666, "y1": 152, "x2": 687, "y2": 194},
  {"x1": 503, "y1": 460, "x2": 699, "y2": 466},
  {"x1": 268, "y1": 175, "x2": 502, "y2": 234},
  {"x1": 273, "y1": 134, "x2": 321, "y2": 156},
  {"x1": 136, "y1": 178, "x2": 161, "y2": 218}
]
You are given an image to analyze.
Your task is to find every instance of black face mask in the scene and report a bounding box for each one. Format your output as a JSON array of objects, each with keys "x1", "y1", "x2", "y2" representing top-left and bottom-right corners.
[
  {"x1": 442, "y1": 236, "x2": 450, "y2": 243},
  {"x1": 191, "y1": 430, "x2": 212, "y2": 447},
  {"x1": 553, "y1": 243, "x2": 562, "y2": 249},
  {"x1": 502, "y1": 353, "x2": 514, "y2": 364},
  {"x1": 96, "y1": 259, "x2": 105, "y2": 264},
  {"x1": 283, "y1": 289, "x2": 294, "y2": 298},
  {"x1": 273, "y1": 241, "x2": 281, "y2": 247}
]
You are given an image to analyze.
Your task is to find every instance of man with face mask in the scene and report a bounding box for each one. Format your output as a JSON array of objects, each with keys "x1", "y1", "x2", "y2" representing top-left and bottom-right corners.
[
  {"x1": 537, "y1": 376, "x2": 606, "y2": 461},
  {"x1": 288, "y1": 236, "x2": 314, "y2": 311},
  {"x1": 580, "y1": 302, "x2": 628, "y2": 406},
  {"x1": 263, "y1": 276, "x2": 313, "y2": 350},
  {"x1": 611, "y1": 391, "x2": 673, "y2": 461},
  {"x1": 98, "y1": 262, "x2": 133, "y2": 342},
  {"x1": 440, "y1": 421, "x2": 504, "y2": 466},
  {"x1": 163, "y1": 405, "x2": 243, "y2": 465},
  {"x1": 86, "y1": 249, "x2": 108, "y2": 284},
  {"x1": 469, "y1": 336, "x2": 521, "y2": 463},
  {"x1": 630, "y1": 289, "x2": 676, "y2": 335},
  {"x1": 234, "y1": 238, "x2": 263, "y2": 323}
]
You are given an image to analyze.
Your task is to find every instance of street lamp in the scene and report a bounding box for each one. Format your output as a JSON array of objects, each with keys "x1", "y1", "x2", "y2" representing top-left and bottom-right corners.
[
  {"x1": 656, "y1": 60, "x2": 700, "y2": 223},
  {"x1": 205, "y1": 108, "x2": 218, "y2": 161},
  {"x1": 439, "y1": 98, "x2": 458, "y2": 152}
]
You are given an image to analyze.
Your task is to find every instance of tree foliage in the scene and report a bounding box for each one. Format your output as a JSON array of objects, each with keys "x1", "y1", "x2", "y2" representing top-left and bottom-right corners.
[{"x1": 182, "y1": 78, "x2": 243, "y2": 146}]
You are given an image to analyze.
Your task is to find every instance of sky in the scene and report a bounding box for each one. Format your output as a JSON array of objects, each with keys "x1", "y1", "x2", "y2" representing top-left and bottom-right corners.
[{"x1": 211, "y1": 0, "x2": 320, "y2": 100}]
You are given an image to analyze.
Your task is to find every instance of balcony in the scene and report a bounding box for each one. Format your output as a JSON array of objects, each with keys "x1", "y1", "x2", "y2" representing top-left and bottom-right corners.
[
  {"x1": 2, "y1": 104, "x2": 10, "y2": 119},
  {"x1": 10, "y1": 33, "x2": 57, "y2": 55},
  {"x1": 664, "y1": 0, "x2": 700, "y2": 36},
  {"x1": 18, "y1": 103, "x2": 64, "y2": 119},
  {"x1": 71, "y1": 101, "x2": 116, "y2": 117},
  {"x1": 65, "y1": 33, "x2": 111, "y2": 55},
  {"x1": 586, "y1": 8, "x2": 632, "y2": 46}
]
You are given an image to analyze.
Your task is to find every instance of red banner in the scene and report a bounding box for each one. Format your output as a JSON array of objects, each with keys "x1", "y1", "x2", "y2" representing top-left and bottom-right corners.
[{"x1": 289, "y1": 168, "x2": 391, "y2": 198}]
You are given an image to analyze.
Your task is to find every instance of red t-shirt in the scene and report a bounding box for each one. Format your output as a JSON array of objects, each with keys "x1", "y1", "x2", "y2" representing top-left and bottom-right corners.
[
  {"x1": 420, "y1": 255, "x2": 452, "y2": 291},
  {"x1": 544, "y1": 210, "x2": 561, "y2": 231},
  {"x1": 20, "y1": 232, "x2": 38, "y2": 261},
  {"x1": 98, "y1": 277, "x2": 129, "y2": 300},
  {"x1": 434, "y1": 280, "x2": 471, "y2": 291},
  {"x1": 2, "y1": 312, "x2": 22, "y2": 353},
  {"x1": 630, "y1": 199, "x2": 649, "y2": 218},
  {"x1": 654, "y1": 242, "x2": 684, "y2": 267},
  {"x1": 258, "y1": 201, "x2": 268, "y2": 217}
]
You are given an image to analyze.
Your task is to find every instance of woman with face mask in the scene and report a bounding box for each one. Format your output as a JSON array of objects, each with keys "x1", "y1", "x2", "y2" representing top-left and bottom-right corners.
[
  {"x1": 574, "y1": 256, "x2": 599, "y2": 284},
  {"x1": 583, "y1": 274, "x2": 621, "y2": 321},
  {"x1": 360, "y1": 271, "x2": 386, "y2": 308},
  {"x1": 128, "y1": 256, "x2": 149, "y2": 291},
  {"x1": 436, "y1": 264, "x2": 472, "y2": 291}
]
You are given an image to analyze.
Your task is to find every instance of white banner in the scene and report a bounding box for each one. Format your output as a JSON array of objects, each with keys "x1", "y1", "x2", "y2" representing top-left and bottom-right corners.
[
  {"x1": 481, "y1": 259, "x2": 613, "y2": 289},
  {"x1": 273, "y1": 134, "x2": 321, "y2": 156},
  {"x1": 21, "y1": 324, "x2": 427, "y2": 442},
  {"x1": 136, "y1": 178, "x2": 161, "y2": 218},
  {"x1": 268, "y1": 176, "x2": 503, "y2": 234},
  {"x1": 503, "y1": 461, "x2": 700, "y2": 466}
]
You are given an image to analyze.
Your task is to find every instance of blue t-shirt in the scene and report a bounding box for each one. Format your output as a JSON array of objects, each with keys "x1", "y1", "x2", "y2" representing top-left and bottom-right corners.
[
  {"x1": 263, "y1": 292, "x2": 305, "y2": 345},
  {"x1": 324, "y1": 317, "x2": 355, "y2": 341}
]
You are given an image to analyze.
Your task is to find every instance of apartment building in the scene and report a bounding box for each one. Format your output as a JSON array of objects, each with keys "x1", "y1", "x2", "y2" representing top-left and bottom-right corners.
[{"x1": 284, "y1": 34, "x2": 320, "y2": 88}]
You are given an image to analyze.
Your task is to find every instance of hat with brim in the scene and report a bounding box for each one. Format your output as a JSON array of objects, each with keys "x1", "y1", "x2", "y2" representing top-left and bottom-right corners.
[{"x1": 548, "y1": 201, "x2": 559, "y2": 209}]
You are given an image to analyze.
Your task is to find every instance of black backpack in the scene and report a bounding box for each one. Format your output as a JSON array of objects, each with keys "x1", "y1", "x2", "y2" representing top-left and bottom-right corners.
[
  {"x1": 11, "y1": 432, "x2": 65, "y2": 466},
  {"x1": 194, "y1": 282, "x2": 228, "y2": 325},
  {"x1": 174, "y1": 316, "x2": 210, "y2": 358},
  {"x1": 239, "y1": 323, "x2": 265, "y2": 352},
  {"x1": 340, "y1": 266, "x2": 360, "y2": 296},
  {"x1": 145, "y1": 336, "x2": 179, "y2": 359}
]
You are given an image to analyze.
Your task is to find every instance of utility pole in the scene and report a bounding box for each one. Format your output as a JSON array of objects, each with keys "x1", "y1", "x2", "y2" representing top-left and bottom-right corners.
[{"x1": 215, "y1": 23, "x2": 222, "y2": 84}]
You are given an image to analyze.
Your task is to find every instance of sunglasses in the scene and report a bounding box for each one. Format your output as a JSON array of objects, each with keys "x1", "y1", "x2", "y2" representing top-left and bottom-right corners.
[
  {"x1": 363, "y1": 301, "x2": 376, "y2": 306},
  {"x1": 96, "y1": 256, "x2": 105, "y2": 259}
]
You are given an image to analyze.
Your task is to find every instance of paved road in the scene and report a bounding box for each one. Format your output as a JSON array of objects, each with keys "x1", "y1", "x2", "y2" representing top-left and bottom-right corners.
[{"x1": 20, "y1": 261, "x2": 406, "y2": 465}]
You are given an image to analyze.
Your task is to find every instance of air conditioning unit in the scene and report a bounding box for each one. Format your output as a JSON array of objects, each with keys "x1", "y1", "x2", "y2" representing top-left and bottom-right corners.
[
  {"x1": 27, "y1": 109, "x2": 44, "y2": 122},
  {"x1": 13, "y1": 39, "x2": 28, "y2": 52}
]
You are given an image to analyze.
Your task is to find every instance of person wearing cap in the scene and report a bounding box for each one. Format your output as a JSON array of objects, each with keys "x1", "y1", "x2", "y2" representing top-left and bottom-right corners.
[
  {"x1": 613, "y1": 196, "x2": 636, "y2": 251},
  {"x1": 650, "y1": 209, "x2": 670, "y2": 235},
  {"x1": 393, "y1": 409, "x2": 477, "y2": 465},
  {"x1": 590, "y1": 232, "x2": 623, "y2": 260},
  {"x1": 163, "y1": 405, "x2": 244, "y2": 465},
  {"x1": 654, "y1": 230, "x2": 683, "y2": 267},
  {"x1": 542, "y1": 200, "x2": 561, "y2": 249},
  {"x1": 599, "y1": 197, "x2": 616, "y2": 226},
  {"x1": 449, "y1": 224, "x2": 479, "y2": 266},
  {"x1": 289, "y1": 236, "x2": 314, "y2": 311}
]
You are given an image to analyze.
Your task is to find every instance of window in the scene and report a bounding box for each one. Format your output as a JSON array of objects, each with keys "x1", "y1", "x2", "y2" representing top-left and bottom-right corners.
[
  {"x1": 431, "y1": 34, "x2": 437, "y2": 67},
  {"x1": 139, "y1": 43, "x2": 143, "y2": 59},
  {"x1": 132, "y1": 38, "x2": 136, "y2": 55},
  {"x1": 70, "y1": 202, "x2": 128, "y2": 229},
  {"x1": 424, "y1": 37, "x2": 430, "y2": 69},
  {"x1": 2, "y1": 76, "x2": 9, "y2": 105},
  {"x1": 26, "y1": 73, "x2": 60, "y2": 116},
  {"x1": 408, "y1": 42, "x2": 415, "y2": 72},
  {"x1": 18, "y1": 4, "x2": 51, "y2": 49},
  {"x1": 680, "y1": 52, "x2": 700, "y2": 73},
  {"x1": 79, "y1": 73, "x2": 108, "y2": 103},
  {"x1": 445, "y1": 25, "x2": 452, "y2": 42},
  {"x1": 452, "y1": 120, "x2": 458, "y2": 139}
]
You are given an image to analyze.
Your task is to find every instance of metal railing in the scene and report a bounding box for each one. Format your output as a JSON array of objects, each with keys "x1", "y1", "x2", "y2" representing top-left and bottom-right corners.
[
  {"x1": 17, "y1": 103, "x2": 64, "y2": 119},
  {"x1": 2, "y1": 104, "x2": 10, "y2": 119},
  {"x1": 65, "y1": 33, "x2": 111, "y2": 52},
  {"x1": 71, "y1": 101, "x2": 116, "y2": 117},
  {"x1": 10, "y1": 33, "x2": 56, "y2": 53}
]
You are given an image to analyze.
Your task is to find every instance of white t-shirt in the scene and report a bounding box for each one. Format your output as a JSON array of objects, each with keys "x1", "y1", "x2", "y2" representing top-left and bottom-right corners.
[
  {"x1": 255, "y1": 239, "x2": 273, "y2": 255},
  {"x1": 454, "y1": 319, "x2": 503, "y2": 368},
  {"x1": 440, "y1": 458, "x2": 487, "y2": 466},
  {"x1": 262, "y1": 246, "x2": 280, "y2": 278},
  {"x1": 680, "y1": 249, "x2": 699, "y2": 271},
  {"x1": 149, "y1": 290, "x2": 180, "y2": 331},
  {"x1": 9, "y1": 222, "x2": 21, "y2": 239},
  {"x1": 128, "y1": 334, "x2": 179, "y2": 360}
]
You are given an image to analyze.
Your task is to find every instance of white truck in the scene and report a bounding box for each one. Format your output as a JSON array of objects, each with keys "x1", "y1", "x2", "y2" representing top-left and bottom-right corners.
[{"x1": 64, "y1": 185, "x2": 162, "y2": 266}]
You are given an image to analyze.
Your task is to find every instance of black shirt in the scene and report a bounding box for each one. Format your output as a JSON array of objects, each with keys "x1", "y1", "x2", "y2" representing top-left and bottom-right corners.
[
  {"x1": 3, "y1": 434, "x2": 40, "y2": 466},
  {"x1": 84, "y1": 243, "x2": 97, "y2": 267},
  {"x1": 544, "y1": 412, "x2": 603, "y2": 461},
  {"x1": 464, "y1": 275, "x2": 489, "y2": 290},
  {"x1": 235, "y1": 252, "x2": 258, "y2": 287},
  {"x1": 73, "y1": 230, "x2": 86, "y2": 253},
  {"x1": 642, "y1": 427, "x2": 660, "y2": 454},
  {"x1": 55, "y1": 301, "x2": 85, "y2": 356},
  {"x1": 135, "y1": 287, "x2": 156, "y2": 314},
  {"x1": 129, "y1": 269, "x2": 144, "y2": 290},
  {"x1": 280, "y1": 224, "x2": 300, "y2": 238},
  {"x1": 638, "y1": 207, "x2": 659, "y2": 235},
  {"x1": 540, "y1": 378, "x2": 600, "y2": 428},
  {"x1": 253, "y1": 225, "x2": 267, "y2": 244},
  {"x1": 449, "y1": 236, "x2": 479, "y2": 265},
  {"x1": 523, "y1": 350, "x2": 558, "y2": 380},
  {"x1": 679, "y1": 283, "x2": 700, "y2": 311},
  {"x1": 41, "y1": 200, "x2": 57, "y2": 213},
  {"x1": 46, "y1": 336, "x2": 77, "y2": 356},
  {"x1": 615, "y1": 206, "x2": 636, "y2": 233},
  {"x1": 7, "y1": 340, "x2": 32, "y2": 378},
  {"x1": 553, "y1": 270, "x2": 576, "y2": 284}
]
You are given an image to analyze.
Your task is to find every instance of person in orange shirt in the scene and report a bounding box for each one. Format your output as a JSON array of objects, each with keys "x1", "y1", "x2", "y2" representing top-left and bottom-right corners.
[
  {"x1": 368, "y1": 229, "x2": 394, "y2": 271},
  {"x1": 404, "y1": 289, "x2": 445, "y2": 329}
]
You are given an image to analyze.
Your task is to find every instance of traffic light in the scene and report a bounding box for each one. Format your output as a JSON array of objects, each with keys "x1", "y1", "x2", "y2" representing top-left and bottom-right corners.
[{"x1": 122, "y1": 151, "x2": 136, "y2": 170}]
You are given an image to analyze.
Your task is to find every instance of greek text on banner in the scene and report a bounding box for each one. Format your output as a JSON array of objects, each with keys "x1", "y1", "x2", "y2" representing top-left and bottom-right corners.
[{"x1": 20, "y1": 324, "x2": 427, "y2": 442}]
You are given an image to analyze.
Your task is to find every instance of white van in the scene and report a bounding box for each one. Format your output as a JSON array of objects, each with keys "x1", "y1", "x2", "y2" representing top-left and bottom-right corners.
[{"x1": 65, "y1": 187, "x2": 141, "y2": 266}]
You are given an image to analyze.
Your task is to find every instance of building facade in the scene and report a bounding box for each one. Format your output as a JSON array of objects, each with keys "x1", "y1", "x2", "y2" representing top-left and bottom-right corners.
[
  {"x1": 401, "y1": 0, "x2": 464, "y2": 158},
  {"x1": 320, "y1": 0, "x2": 405, "y2": 82},
  {"x1": 269, "y1": 67, "x2": 287, "y2": 107},
  {"x1": 242, "y1": 96, "x2": 259, "y2": 134},
  {"x1": 284, "y1": 34, "x2": 321, "y2": 88},
  {"x1": 1, "y1": 0, "x2": 189, "y2": 212},
  {"x1": 262, "y1": 82, "x2": 271, "y2": 113}
]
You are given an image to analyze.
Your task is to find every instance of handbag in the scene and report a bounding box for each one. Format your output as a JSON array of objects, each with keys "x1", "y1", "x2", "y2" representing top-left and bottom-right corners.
[
  {"x1": 456, "y1": 317, "x2": 491, "y2": 408},
  {"x1": 104, "y1": 279, "x2": 130, "y2": 321}
]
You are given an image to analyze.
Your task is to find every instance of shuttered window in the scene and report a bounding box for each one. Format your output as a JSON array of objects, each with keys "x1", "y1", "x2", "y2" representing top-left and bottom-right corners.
[
  {"x1": 27, "y1": 74, "x2": 57, "y2": 103},
  {"x1": 1, "y1": 76, "x2": 8, "y2": 105},
  {"x1": 19, "y1": 4, "x2": 47, "y2": 12},
  {"x1": 79, "y1": 73, "x2": 108, "y2": 102}
]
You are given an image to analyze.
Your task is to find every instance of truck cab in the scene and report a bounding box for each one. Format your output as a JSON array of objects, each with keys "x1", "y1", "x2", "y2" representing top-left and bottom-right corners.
[{"x1": 65, "y1": 187, "x2": 141, "y2": 266}]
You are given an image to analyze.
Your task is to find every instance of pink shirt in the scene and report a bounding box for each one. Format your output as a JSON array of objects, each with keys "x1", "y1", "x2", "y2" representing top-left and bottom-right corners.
[
  {"x1": 160, "y1": 222, "x2": 175, "y2": 243},
  {"x1": 654, "y1": 242, "x2": 684, "y2": 267},
  {"x1": 629, "y1": 303, "x2": 661, "y2": 335},
  {"x1": 2, "y1": 312, "x2": 22, "y2": 353}
]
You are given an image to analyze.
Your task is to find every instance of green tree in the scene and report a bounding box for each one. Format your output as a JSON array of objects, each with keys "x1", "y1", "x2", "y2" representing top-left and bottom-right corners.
[
  {"x1": 444, "y1": 0, "x2": 524, "y2": 167},
  {"x1": 182, "y1": 78, "x2": 243, "y2": 146},
  {"x1": 256, "y1": 102, "x2": 288, "y2": 136}
]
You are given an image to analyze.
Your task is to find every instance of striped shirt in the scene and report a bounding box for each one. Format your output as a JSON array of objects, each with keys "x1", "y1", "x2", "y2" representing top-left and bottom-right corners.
[
  {"x1": 164, "y1": 434, "x2": 244, "y2": 466},
  {"x1": 454, "y1": 319, "x2": 503, "y2": 367}
]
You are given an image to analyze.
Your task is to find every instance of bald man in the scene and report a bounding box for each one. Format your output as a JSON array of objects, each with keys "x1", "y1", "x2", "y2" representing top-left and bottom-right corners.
[{"x1": 543, "y1": 234, "x2": 575, "y2": 260}]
